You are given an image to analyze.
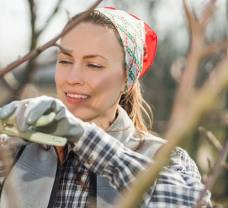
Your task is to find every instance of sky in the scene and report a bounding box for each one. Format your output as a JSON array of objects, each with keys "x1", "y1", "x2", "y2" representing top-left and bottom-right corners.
[{"x1": 0, "y1": 0, "x2": 226, "y2": 66}]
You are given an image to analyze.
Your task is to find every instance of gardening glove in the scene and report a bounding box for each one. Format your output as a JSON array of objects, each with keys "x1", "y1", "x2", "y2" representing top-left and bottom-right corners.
[{"x1": 0, "y1": 96, "x2": 85, "y2": 144}]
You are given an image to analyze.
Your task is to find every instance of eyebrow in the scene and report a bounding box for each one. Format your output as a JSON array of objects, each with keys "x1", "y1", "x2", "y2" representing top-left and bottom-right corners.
[
  {"x1": 83, "y1": 55, "x2": 107, "y2": 60},
  {"x1": 57, "y1": 45, "x2": 107, "y2": 60}
]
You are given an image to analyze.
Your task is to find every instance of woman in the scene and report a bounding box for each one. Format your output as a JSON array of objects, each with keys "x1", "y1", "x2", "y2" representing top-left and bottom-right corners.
[{"x1": 0, "y1": 7, "x2": 211, "y2": 208}]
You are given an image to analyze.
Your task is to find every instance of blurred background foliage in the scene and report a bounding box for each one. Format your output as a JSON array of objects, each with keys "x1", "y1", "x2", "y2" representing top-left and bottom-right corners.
[{"x1": 0, "y1": 0, "x2": 227, "y2": 206}]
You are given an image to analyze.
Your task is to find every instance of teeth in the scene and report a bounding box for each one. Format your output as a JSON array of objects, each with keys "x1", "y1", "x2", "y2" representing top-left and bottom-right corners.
[{"x1": 67, "y1": 93, "x2": 88, "y2": 99}]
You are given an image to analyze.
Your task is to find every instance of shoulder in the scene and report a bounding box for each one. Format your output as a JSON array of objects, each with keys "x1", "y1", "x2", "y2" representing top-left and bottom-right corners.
[
  {"x1": 128, "y1": 132, "x2": 166, "y2": 158},
  {"x1": 129, "y1": 132, "x2": 201, "y2": 179},
  {"x1": 133, "y1": 135, "x2": 212, "y2": 207},
  {"x1": 168, "y1": 146, "x2": 201, "y2": 180}
]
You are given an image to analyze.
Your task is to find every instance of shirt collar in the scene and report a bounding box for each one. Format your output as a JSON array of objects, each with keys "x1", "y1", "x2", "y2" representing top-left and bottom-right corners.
[
  {"x1": 105, "y1": 105, "x2": 135, "y2": 144},
  {"x1": 66, "y1": 106, "x2": 135, "y2": 159}
]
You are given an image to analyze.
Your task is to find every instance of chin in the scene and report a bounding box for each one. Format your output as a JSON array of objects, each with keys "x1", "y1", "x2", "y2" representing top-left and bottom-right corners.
[{"x1": 70, "y1": 108, "x2": 97, "y2": 122}]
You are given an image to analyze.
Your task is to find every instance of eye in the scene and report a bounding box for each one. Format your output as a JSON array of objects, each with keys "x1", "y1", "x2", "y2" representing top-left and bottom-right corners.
[
  {"x1": 87, "y1": 63, "x2": 103, "y2": 69},
  {"x1": 58, "y1": 60, "x2": 73, "y2": 65}
]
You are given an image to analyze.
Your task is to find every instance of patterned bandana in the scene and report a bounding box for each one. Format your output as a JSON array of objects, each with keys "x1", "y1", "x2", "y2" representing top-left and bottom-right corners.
[{"x1": 95, "y1": 7, "x2": 158, "y2": 87}]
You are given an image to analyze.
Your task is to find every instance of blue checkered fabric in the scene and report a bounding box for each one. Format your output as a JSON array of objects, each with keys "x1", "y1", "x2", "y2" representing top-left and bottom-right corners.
[{"x1": 52, "y1": 123, "x2": 211, "y2": 207}]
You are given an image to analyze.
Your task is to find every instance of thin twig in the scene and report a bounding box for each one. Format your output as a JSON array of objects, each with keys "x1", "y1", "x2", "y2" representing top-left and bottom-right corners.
[
  {"x1": 183, "y1": 0, "x2": 197, "y2": 35},
  {"x1": 198, "y1": 126, "x2": 223, "y2": 151},
  {"x1": 37, "y1": 0, "x2": 64, "y2": 36},
  {"x1": 194, "y1": 140, "x2": 228, "y2": 207},
  {"x1": 200, "y1": 0, "x2": 217, "y2": 30},
  {"x1": 27, "y1": 0, "x2": 37, "y2": 51},
  {"x1": 0, "y1": 0, "x2": 103, "y2": 77}
]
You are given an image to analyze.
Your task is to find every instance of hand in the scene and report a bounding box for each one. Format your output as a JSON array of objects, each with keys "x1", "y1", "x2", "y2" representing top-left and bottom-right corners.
[{"x1": 0, "y1": 96, "x2": 85, "y2": 143}]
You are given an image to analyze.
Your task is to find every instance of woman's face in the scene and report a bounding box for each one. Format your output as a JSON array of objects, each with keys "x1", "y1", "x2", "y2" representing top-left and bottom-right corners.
[{"x1": 55, "y1": 22, "x2": 126, "y2": 126}]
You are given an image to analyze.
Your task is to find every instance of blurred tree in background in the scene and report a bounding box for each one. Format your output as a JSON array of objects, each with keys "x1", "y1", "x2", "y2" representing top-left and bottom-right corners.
[
  {"x1": 0, "y1": 0, "x2": 227, "y2": 206},
  {"x1": 111, "y1": 0, "x2": 228, "y2": 204}
]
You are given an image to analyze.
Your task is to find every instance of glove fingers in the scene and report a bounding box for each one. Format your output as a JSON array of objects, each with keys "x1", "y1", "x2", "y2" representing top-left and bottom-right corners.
[
  {"x1": 0, "y1": 101, "x2": 18, "y2": 120},
  {"x1": 26, "y1": 97, "x2": 65, "y2": 125},
  {"x1": 37, "y1": 118, "x2": 84, "y2": 139},
  {"x1": 26, "y1": 99, "x2": 53, "y2": 125},
  {"x1": 16, "y1": 99, "x2": 53, "y2": 132},
  {"x1": 35, "y1": 112, "x2": 56, "y2": 127}
]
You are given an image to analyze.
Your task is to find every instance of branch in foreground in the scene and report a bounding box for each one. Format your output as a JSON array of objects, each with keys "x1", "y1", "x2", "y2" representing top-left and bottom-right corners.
[
  {"x1": 0, "y1": 0, "x2": 103, "y2": 77},
  {"x1": 116, "y1": 0, "x2": 227, "y2": 206},
  {"x1": 171, "y1": 0, "x2": 217, "y2": 123},
  {"x1": 116, "y1": 57, "x2": 228, "y2": 208},
  {"x1": 202, "y1": 40, "x2": 228, "y2": 57}
]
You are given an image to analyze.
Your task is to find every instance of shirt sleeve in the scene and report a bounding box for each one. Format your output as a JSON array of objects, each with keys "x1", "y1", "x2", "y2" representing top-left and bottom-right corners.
[
  {"x1": 72, "y1": 123, "x2": 212, "y2": 207},
  {"x1": 141, "y1": 148, "x2": 212, "y2": 207}
]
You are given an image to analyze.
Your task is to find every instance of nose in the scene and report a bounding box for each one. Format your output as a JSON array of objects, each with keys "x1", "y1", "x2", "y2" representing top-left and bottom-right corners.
[{"x1": 66, "y1": 63, "x2": 85, "y2": 85}]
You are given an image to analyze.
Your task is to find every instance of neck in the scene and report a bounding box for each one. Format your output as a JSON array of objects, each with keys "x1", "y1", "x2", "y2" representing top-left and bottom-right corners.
[{"x1": 90, "y1": 106, "x2": 119, "y2": 130}]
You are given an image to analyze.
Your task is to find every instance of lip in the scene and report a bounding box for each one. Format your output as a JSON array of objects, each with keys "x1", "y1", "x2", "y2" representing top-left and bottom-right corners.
[{"x1": 64, "y1": 92, "x2": 90, "y2": 104}]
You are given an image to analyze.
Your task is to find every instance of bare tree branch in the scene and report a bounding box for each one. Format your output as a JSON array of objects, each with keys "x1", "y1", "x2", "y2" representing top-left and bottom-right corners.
[
  {"x1": 0, "y1": 0, "x2": 104, "y2": 77},
  {"x1": 2, "y1": 0, "x2": 39, "y2": 102},
  {"x1": 28, "y1": 0, "x2": 37, "y2": 50},
  {"x1": 183, "y1": 0, "x2": 198, "y2": 35},
  {"x1": 200, "y1": 0, "x2": 216, "y2": 30},
  {"x1": 37, "y1": 0, "x2": 64, "y2": 36},
  {"x1": 170, "y1": 0, "x2": 217, "y2": 125},
  {"x1": 202, "y1": 40, "x2": 228, "y2": 57},
  {"x1": 195, "y1": 140, "x2": 228, "y2": 207},
  {"x1": 198, "y1": 126, "x2": 223, "y2": 151}
]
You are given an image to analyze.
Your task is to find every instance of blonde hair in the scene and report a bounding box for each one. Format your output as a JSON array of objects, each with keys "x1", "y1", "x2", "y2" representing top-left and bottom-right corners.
[{"x1": 120, "y1": 81, "x2": 153, "y2": 136}]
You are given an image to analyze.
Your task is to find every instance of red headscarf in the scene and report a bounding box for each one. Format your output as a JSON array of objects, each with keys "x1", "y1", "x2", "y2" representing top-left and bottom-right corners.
[{"x1": 103, "y1": 7, "x2": 158, "y2": 78}]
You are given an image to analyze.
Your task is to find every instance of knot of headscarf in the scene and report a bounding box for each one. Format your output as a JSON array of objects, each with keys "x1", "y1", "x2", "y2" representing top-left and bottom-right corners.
[{"x1": 95, "y1": 7, "x2": 158, "y2": 87}]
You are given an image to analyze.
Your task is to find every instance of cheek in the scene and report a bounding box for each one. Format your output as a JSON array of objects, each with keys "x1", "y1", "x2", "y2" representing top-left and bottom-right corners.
[
  {"x1": 55, "y1": 67, "x2": 65, "y2": 87},
  {"x1": 88, "y1": 70, "x2": 125, "y2": 98},
  {"x1": 55, "y1": 67, "x2": 67, "y2": 97}
]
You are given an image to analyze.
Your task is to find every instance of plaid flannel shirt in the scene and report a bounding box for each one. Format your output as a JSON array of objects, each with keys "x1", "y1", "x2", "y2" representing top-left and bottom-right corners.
[
  {"x1": 1, "y1": 107, "x2": 211, "y2": 208},
  {"x1": 53, "y1": 123, "x2": 211, "y2": 208}
]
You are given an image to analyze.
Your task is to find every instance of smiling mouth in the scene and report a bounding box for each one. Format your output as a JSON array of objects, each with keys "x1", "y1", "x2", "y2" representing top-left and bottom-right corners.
[{"x1": 65, "y1": 92, "x2": 90, "y2": 103}]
